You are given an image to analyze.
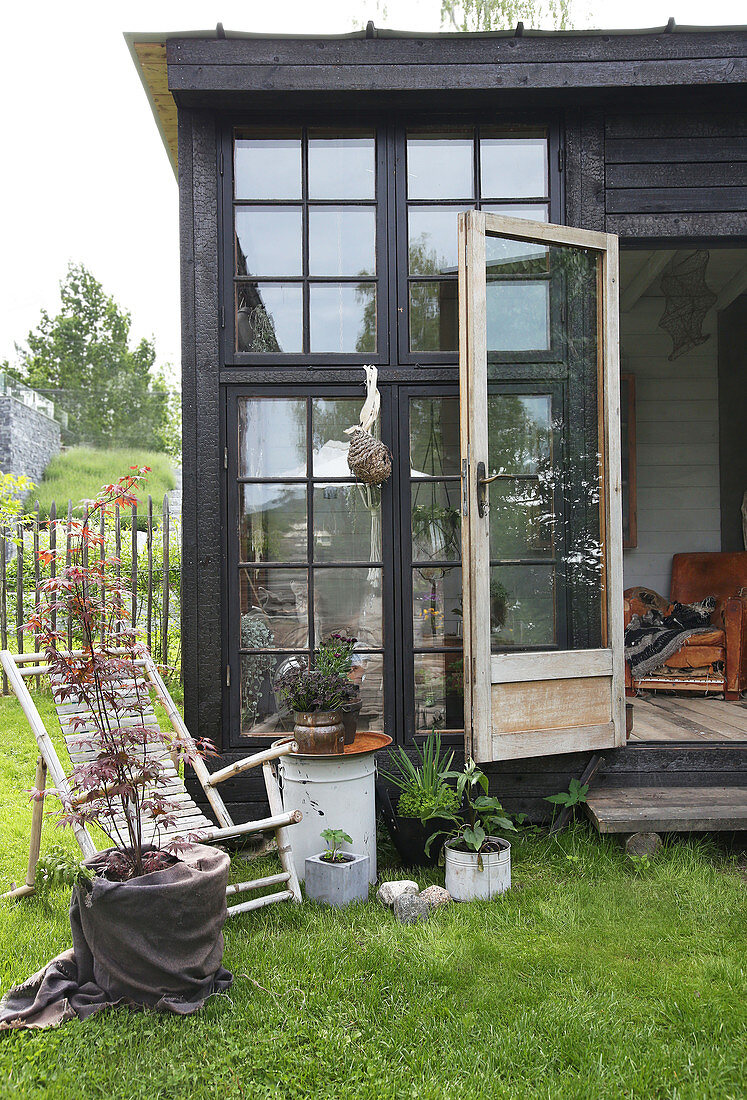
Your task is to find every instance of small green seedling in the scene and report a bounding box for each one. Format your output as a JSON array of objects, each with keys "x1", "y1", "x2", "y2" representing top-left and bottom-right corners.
[
  {"x1": 34, "y1": 845, "x2": 91, "y2": 904},
  {"x1": 321, "y1": 828, "x2": 353, "y2": 863},
  {"x1": 545, "y1": 778, "x2": 589, "y2": 810}
]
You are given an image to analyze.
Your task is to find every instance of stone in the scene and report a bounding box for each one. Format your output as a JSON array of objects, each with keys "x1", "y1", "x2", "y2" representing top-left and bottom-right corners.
[
  {"x1": 625, "y1": 832, "x2": 662, "y2": 858},
  {"x1": 376, "y1": 879, "x2": 419, "y2": 907},
  {"x1": 393, "y1": 893, "x2": 430, "y2": 925},
  {"x1": 420, "y1": 885, "x2": 451, "y2": 909}
]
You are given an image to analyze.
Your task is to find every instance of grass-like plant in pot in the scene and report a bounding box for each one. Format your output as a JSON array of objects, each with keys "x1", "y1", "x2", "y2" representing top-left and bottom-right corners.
[
  {"x1": 20, "y1": 470, "x2": 232, "y2": 1020},
  {"x1": 274, "y1": 665, "x2": 357, "y2": 755},
  {"x1": 315, "y1": 633, "x2": 361, "y2": 745},
  {"x1": 305, "y1": 828, "x2": 369, "y2": 908},
  {"x1": 379, "y1": 731, "x2": 460, "y2": 866},
  {"x1": 424, "y1": 758, "x2": 517, "y2": 902}
]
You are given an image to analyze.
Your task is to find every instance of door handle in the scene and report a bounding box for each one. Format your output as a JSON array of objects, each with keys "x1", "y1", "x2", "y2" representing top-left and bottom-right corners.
[{"x1": 476, "y1": 461, "x2": 504, "y2": 518}]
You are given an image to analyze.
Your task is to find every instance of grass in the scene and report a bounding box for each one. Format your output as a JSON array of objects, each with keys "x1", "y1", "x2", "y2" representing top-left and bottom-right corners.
[
  {"x1": 30, "y1": 448, "x2": 175, "y2": 521},
  {"x1": 1, "y1": 692, "x2": 746, "y2": 1100}
]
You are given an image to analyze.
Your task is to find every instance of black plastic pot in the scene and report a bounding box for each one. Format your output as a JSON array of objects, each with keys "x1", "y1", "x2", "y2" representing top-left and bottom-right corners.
[{"x1": 376, "y1": 782, "x2": 450, "y2": 867}]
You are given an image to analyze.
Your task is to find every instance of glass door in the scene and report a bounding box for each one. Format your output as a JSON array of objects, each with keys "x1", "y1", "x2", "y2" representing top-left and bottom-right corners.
[{"x1": 458, "y1": 210, "x2": 625, "y2": 762}]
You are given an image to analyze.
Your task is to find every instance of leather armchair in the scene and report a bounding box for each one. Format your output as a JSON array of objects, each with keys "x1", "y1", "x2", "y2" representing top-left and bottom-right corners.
[{"x1": 624, "y1": 552, "x2": 747, "y2": 700}]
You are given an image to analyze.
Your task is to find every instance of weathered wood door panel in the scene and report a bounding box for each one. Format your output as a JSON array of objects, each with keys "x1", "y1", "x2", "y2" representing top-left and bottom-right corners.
[{"x1": 458, "y1": 210, "x2": 625, "y2": 763}]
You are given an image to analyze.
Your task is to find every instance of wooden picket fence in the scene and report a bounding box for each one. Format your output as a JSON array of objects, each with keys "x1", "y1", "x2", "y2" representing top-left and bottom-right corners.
[{"x1": 0, "y1": 495, "x2": 180, "y2": 693}]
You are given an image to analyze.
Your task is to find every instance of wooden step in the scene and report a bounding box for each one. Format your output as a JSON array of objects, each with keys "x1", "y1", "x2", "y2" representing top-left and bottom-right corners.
[{"x1": 585, "y1": 785, "x2": 747, "y2": 833}]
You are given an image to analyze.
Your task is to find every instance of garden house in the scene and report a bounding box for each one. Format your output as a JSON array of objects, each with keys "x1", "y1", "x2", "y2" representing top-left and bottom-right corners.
[{"x1": 128, "y1": 24, "x2": 747, "y2": 829}]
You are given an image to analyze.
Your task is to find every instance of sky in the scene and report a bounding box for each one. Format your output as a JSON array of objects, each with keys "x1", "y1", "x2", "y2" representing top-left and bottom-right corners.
[{"x1": 1, "y1": 0, "x2": 743, "y2": 386}]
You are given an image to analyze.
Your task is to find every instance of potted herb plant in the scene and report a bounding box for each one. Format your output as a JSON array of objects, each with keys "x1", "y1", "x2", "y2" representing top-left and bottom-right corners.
[
  {"x1": 274, "y1": 665, "x2": 357, "y2": 754},
  {"x1": 305, "y1": 828, "x2": 370, "y2": 907},
  {"x1": 315, "y1": 633, "x2": 361, "y2": 745},
  {"x1": 379, "y1": 732, "x2": 459, "y2": 866},
  {"x1": 425, "y1": 759, "x2": 516, "y2": 901},
  {"x1": 13, "y1": 471, "x2": 232, "y2": 1024}
]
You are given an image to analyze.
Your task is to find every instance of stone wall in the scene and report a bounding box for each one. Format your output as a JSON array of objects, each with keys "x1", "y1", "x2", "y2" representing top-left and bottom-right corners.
[{"x1": 0, "y1": 395, "x2": 61, "y2": 486}]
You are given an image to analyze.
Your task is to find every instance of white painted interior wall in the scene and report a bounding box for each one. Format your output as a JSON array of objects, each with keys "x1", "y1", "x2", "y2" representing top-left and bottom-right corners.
[{"x1": 620, "y1": 264, "x2": 721, "y2": 599}]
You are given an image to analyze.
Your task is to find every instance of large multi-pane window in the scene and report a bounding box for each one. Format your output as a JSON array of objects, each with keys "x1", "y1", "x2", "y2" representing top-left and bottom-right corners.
[
  {"x1": 225, "y1": 122, "x2": 556, "y2": 744},
  {"x1": 233, "y1": 129, "x2": 379, "y2": 355},
  {"x1": 405, "y1": 127, "x2": 549, "y2": 354},
  {"x1": 234, "y1": 396, "x2": 385, "y2": 737}
]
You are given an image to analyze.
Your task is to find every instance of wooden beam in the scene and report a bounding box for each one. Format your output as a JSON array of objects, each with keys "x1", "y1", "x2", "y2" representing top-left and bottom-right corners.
[
  {"x1": 712, "y1": 264, "x2": 747, "y2": 315},
  {"x1": 621, "y1": 250, "x2": 675, "y2": 312}
]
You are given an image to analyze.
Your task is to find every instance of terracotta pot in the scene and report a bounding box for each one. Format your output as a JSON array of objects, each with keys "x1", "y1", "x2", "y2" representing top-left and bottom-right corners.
[
  {"x1": 341, "y1": 698, "x2": 363, "y2": 745},
  {"x1": 293, "y1": 710, "x2": 345, "y2": 755}
]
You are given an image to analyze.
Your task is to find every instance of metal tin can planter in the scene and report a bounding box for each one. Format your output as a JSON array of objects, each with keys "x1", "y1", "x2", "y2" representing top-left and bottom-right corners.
[
  {"x1": 444, "y1": 837, "x2": 511, "y2": 901},
  {"x1": 305, "y1": 852, "x2": 370, "y2": 908},
  {"x1": 293, "y1": 710, "x2": 345, "y2": 754},
  {"x1": 341, "y1": 697, "x2": 362, "y2": 745}
]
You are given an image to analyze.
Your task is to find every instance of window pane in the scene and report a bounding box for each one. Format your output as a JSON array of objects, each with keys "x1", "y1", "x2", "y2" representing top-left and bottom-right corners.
[
  {"x1": 235, "y1": 136, "x2": 302, "y2": 200},
  {"x1": 240, "y1": 652, "x2": 302, "y2": 737},
  {"x1": 490, "y1": 564, "x2": 555, "y2": 650},
  {"x1": 314, "y1": 567, "x2": 383, "y2": 646},
  {"x1": 412, "y1": 566, "x2": 463, "y2": 647},
  {"x1": 409, "y1": 281, "x2": 458, "y2": 352},
  {"x1": 309, "y1": 208, "x2": 376, "y2": 277},
  {"x1": 235, "y1": 208, "x2": 302, "y2": 277},
  {"x1": 239, "y1": 398, "x2": 306, "y2": 478},
  {"x1": 486, "y1": 236, "x2": 549, "y2": 273},
  {"x1": 410, "y1": 397, "x2": 461, "y2": 477},
  {"x1": 414, "y1": 651, "x2": 464, "y2": 733},
  {"x1": 308, "y1": 133, "x2": 375, "y2": 200},
  {"x1": 489, "y1": 481, "x2": 554, "y2": 560},
  {"x1": 312, "y1": 398, "x2": 360, "y2": 472},
  {"x1": 480, "y1": 135, "x2": 548, "y2": 198},
  {"x1": 486, "y1": 281, "x2": 549, "y2": 352},
  {"x1": 408, "y1": 206, "x2": 470, "y2": 276},
  {"x1": 237, "y1": 283, "x2": 302, "y2": 353},
  {"x1": 240, "y1": 568, "x2": 309, "y2": 649},
  {"x1": 309, "y1": 283, "x2": 376, "y2": 353},
  {"x1": 313, "y1": 484, "x2": 381, "y2": 563},
  {"x1": 407, "y1": 134, "x2": 474, "y2": 199},
  {"x1": 483, "y1": 203, "x2": 549, "y2": 223},
  {"x1": 487, "y1": 395, "x2": 552, "y2": 476},
  {"x1": 411, "y1": 482, "x2": 461, "y2": 563},
  {"x1": 352, "y1": 652, "x2": 384, "y2": 732},
  {"x1": 240, "y1": 484, "x2": 307, "y2": 563}
]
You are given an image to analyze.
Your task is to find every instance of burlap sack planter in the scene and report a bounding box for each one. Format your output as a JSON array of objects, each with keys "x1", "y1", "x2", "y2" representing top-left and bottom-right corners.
[{"x1": 0, "y1": 843, "x2": 232, "y2": 1029}]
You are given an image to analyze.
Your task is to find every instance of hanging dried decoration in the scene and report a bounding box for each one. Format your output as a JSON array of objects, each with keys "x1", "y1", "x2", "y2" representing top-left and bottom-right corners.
[
  {"x1": 344, "y1": 365, "x2": 392, "y2": 485},
  {"x1": 658, "y1": 250, "x2": 717, "y2": 361}
]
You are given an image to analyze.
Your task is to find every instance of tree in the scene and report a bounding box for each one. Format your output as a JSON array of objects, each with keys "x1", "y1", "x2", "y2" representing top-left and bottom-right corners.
[
  {"x1": 441, "y1": 0, "x2": 572, "y2": 30},
  {"x1": 16, "y1": 264, "x2": 179, "y2": 454}
]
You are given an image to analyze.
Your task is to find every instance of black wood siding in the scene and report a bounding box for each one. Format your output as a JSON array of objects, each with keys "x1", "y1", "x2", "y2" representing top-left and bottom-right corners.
[{"x1": 605, "y1": 108, "x2": 747, "y2": 238}]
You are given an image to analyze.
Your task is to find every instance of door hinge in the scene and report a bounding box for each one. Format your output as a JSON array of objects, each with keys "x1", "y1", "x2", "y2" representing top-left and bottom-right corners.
[
  {"x1": 223, "y1": 447, "x2": 228, "y2": 470},
  {"x1": 464, "y1": 655, "x2": 470, "y2": 686},
  {"x1": 461, "y1": 457, "x2": 469, "y2": 517},
  {"x1": 472, "y1": 656, "x2": 477, "y2": 684},
  {"x1": 226, "y1": 664, "x2": 231, "y2": 688},
  {"x1": 219, "y1": 150, "x2": 224, "y2": 176},
  {"x1": 558, "y1": 144, "x2": 565, "y2": 173},
  {"x1": 220, "y1": 306, "x2": 226, "y2": 329}
]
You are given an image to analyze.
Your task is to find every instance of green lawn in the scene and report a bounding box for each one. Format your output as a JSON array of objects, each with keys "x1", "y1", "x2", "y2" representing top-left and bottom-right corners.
[
  {"x1": 31, "y1": 448, "x2": 175, "y2": 521},
  {"x1": 1, "y1": 692, "x2": 746, "y2": 1100}
]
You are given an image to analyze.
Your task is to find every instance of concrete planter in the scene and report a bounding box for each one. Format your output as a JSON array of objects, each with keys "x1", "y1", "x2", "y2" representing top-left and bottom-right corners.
[
  {"x1": 444, "y1": 837, "x2": 511, "y2": 902},
  {"x1": 305, "y1": 852, "x2": 370, "y2": 908}
]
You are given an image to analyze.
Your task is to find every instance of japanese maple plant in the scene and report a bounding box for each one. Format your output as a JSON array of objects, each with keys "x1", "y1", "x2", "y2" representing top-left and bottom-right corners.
[{"x1": 28, "y1": 469, "x2": 206, "y2": 881}]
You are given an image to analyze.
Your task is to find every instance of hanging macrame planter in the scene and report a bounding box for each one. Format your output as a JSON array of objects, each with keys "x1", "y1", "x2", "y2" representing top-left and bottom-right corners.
[{"x1": 345, "y1": 365, "x2": 392, "y2": 485}]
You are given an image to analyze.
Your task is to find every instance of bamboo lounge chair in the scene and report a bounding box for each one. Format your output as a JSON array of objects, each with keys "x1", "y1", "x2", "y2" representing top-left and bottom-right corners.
[{"x1": 0, "y1": 647, "x2": 302, "y2": 916}]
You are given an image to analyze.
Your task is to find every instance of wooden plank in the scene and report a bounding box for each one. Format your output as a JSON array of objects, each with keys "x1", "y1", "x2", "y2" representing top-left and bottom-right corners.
[
  {"x1": 491, "y1": 647, "x2": 612, "y2": 683},
  {"x1": 491, "y1": 677, "x2": 611, "y2": 736},
  {"x1": 607, "y1": 212, "x2": 747, "y2": 238},
  {"x1": 491, "y1": 722, "x2": 616, "y2": 761},
  {"x1": 631, "y1": 697, "x2": 742, "y2": 742},
  {"x1": 607, "y1": 186, "x2": 747, "y2": 214},
  {"x1": 606, "y1": 115, "x2": 747, "y2": 141},
  {"x1": 651, "y1": 696, "x2": 747, "y2": 737},
  {"x1": 608, "y1": 162, "x2": 747, "y2": 190},
  {"x1": 606, "y1": 136, "x2": 747, "y2": 164},
  {"x1": 586, "y1": 785, "x2": 747, "y2": 833}
]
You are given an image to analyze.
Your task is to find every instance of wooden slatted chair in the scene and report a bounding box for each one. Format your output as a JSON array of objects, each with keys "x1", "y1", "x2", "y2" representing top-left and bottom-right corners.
[{"x1": 1, "y1": 648, "x2": 302, "y2": 916}]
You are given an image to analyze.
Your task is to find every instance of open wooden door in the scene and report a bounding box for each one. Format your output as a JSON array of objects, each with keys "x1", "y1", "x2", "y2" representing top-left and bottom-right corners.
[{"x1": 458, "y1": 210, "x2": 625, "y2": 763}]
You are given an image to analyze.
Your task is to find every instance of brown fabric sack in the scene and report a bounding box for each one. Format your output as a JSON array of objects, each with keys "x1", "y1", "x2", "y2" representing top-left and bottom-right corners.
[{"x1": 0, "y1": 843, "x2": 232, "y2": 1030}]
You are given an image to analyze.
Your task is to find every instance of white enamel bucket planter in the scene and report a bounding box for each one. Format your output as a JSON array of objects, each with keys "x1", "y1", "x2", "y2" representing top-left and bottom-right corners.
[{"x1": 444, "y1": 836, "x2": 511, "y2": 901}]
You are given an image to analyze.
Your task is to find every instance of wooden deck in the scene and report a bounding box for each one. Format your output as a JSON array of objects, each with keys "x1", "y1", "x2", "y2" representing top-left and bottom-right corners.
[
  {"x1": 585, "y1": 784, "x2": 747, "y2": 833},
  {"x1": 629, "y1": 694, "x2": 747, "y2": 743}
]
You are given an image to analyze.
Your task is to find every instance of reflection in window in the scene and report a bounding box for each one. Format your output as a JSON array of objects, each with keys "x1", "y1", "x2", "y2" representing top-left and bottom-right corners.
[
  {"x1": 237, "y1": 396, "x2": 386, "y2": 737},
  {"x1": 308, "y1": 133, "x2": 375, "y2": 200},
  {"x1": 310, "y1": 284, "x2": 376, "y2": 353},
  {"x1": 236, "y1": 284, "x2": 302, "y2": 353},
  {"x1": 234, "y1": 135, "x2": 302, "y2": 200}
]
